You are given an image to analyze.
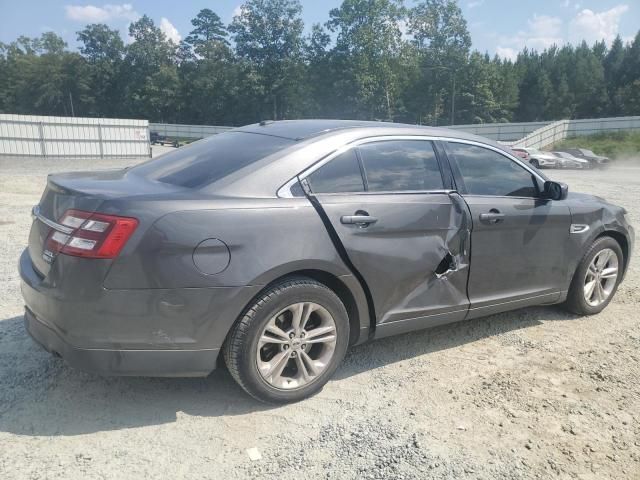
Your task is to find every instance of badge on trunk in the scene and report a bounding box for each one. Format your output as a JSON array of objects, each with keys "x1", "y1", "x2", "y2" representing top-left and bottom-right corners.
[{"x1": 42, "y1": 250, "x2": 54, "y2": 264}]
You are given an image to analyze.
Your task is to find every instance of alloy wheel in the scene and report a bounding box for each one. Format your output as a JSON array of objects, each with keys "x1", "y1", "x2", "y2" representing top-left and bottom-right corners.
[
  {"x1": 256, "y1": 302, "x2": 337, "y2": 390},
  {"x1": 584, "y1": 248, "x2": 619, "y2": 306}
]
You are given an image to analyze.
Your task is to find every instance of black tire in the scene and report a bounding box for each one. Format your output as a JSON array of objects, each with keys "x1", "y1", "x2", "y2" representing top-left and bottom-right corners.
[
  {"x1": 564, "y1": 236, "x2": 624, "y2": 315},
  {"x1": 530, "y1": 159, "x2": 540, "y2": 169},
  {"x1": 223, "y1": 277, "x2": 349, "y2": 403}
]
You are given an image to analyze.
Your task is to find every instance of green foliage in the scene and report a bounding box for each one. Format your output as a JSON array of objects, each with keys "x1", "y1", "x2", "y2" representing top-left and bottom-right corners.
[
  {"x1": 552, "y1": 131, "x2": 640, "y2": 159},
  {"x1": 185, "y1": 8, "x2": 229, "y2": 54},
  {"x1": 0, "y1": 2, "x2": 639, "y2": 125},
  {"x1": 327, "y1": 0, "x2": 405, "y2": 120},
  {"x1": 229, "y1": 0, "x2": 305, "y2": 120}
]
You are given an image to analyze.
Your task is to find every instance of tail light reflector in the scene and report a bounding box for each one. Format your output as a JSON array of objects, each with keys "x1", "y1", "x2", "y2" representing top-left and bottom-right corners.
[{"x1": 46, "y1": 209, "x2": 138, "y2": 259}]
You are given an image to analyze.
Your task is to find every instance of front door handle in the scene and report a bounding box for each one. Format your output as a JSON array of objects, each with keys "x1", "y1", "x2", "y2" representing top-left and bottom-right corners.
[
  {"x1": 479, "y1": 209, "x2": 505, "y2": 224},
  {"x1": 341, "y1": 215, "x2": 378, "y2": 226}
]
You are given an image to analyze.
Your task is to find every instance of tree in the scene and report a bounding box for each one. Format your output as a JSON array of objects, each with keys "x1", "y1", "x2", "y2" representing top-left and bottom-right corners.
[
  {"x1": 603, "y1": 36, "x2": 625, "y2": 115},
  {"x1": 327, "y1": 0, "x2": 406, "y2": 120},
  {"x1": 77, "y1": 24, "x2": 125, "y2": 116},
  {"x1": 230, "y1": 0, "x2": 305, "y2": 120},
  {"x1": 185, "y1": 8, "x2": 229, "y2": 58},
  {"x1": 2, "y1": 4, "x2": 640, "y2": 123},
  {"x1": 407, "y1": 0, "x2": 471, "y2": 124},
  {"x1": 123, "y1": 15, "x2": 178, "y2": 120},
  {"x1": 515, "y1": 52, "x2": 552, "y2": 121}
]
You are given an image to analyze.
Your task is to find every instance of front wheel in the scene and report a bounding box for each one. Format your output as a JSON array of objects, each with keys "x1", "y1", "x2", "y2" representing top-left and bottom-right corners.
[
  {"x1": 564, "y1": 237, "x2": 623, "y2": 315},
  {"x1": 530, "y1": 159, "x2": 540, "y2": 169},
  {"x1": 223, "y1": 277, "x2": 349, "y2": 403}
]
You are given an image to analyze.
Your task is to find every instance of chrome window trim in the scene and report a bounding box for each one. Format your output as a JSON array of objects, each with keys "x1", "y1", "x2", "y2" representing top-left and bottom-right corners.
[
  {"x1": 277, "y1": 135, "x2": 450, "y2": 197},
  {"x1": 31, "y1": 205, "x2": 74, "y2": 235},
  {"x1": 441, "y1": 138, "x2": 546, "y2": 184},
  {"x1": 277, "y1": 135, "x2": 546, "y2": 198}
]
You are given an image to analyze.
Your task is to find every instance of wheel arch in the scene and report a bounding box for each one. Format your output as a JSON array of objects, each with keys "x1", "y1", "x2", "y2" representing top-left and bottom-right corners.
[
  {"x1": 596, "y1": 230, "x2": 630, "y2": 275},
  {"x1": 222, "y1": 268, "x2": 370, "y2": 359}
]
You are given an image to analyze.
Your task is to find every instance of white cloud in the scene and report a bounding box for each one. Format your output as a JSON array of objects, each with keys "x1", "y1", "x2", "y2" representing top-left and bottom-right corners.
[
  {"x1": 232, "y1": 5, "x2": 244, "y2": 18},
  {"x1": 493, "y1": 4, "x2": 629, "y2": 59},
  {"x1": 569, "y1": 5, "x2": 629, "y2": 45},
  {"x1": 65, "y1": 3, "x2": 139, "y2": 22},
  {"x1": 495, "y1": 14, "x2": 563, "y2": 58},
  {"x1": 159, "y1": 17, "x2": 181, "y2": 44},
  {"x1": 467, "y1": 0, "x2": 484, "y2": 8},
  {"x1": 496, "y1": 46, "x2": 518, "y2": 61}
]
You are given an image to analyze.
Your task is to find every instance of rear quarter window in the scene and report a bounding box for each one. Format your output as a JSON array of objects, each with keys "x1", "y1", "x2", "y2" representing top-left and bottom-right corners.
[{"x1": 132, "y1": 132, "x2": 293, "y2": 188}]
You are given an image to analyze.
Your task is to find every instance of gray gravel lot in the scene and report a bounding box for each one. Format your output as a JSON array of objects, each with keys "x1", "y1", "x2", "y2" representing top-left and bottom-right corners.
[{"x1": 0, "y1": 152, "x2": 639, "y2": 479}]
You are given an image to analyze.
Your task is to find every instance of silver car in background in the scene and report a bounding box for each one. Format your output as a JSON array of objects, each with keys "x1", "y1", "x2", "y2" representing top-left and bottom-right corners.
[
  {"x1": 515, "y1": 148, "x2": 558, "y2": 169},
  {"x1": 552, "y1": 151, "x2": 591, "y2": 169}
]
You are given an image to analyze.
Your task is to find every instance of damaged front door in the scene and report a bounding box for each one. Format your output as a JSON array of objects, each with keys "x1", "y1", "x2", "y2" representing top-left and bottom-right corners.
[{"x1": 302, "y1": 138, "x2": 471, "y2": 338}]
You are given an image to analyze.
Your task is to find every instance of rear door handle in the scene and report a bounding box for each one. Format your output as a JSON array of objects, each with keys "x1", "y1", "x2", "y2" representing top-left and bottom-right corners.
[
  {"x1": 341, "y1": 215, "x2": 378, "y2": 226},
  {"x1": 479, "y1": 209, "x2": 505, "y2": 224}
]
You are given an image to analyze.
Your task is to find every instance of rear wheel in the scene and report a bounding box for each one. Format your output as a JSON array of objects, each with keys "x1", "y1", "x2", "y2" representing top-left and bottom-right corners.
[
  {"x1": 564, "y1": 237, "x2": 623, "y2": 315},
  {"x1": 223, "y1": 277, "x2": 349, "y2": 403}
]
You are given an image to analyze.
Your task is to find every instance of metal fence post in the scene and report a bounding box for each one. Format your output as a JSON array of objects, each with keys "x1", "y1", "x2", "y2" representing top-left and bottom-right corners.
[
  {"x1": 97, "y1": 123, "x2": 104, "y2": 158},
  {"x1": 38, "y1": 122, "x2": 46, "y2": 157}
]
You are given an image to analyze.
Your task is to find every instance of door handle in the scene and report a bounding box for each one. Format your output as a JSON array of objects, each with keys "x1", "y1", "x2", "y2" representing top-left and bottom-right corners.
[
  {"x1": 479, "y1": 209, "x2": 505, "y2": 224},
  {"x1": 341, "y1": 215, "x2": 378, "y2": 226}
]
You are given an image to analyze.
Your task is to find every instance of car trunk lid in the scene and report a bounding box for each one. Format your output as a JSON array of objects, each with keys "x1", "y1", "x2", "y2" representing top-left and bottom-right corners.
[{"x1": 28, "y1": 168, "x2": 177, "y2": 277}]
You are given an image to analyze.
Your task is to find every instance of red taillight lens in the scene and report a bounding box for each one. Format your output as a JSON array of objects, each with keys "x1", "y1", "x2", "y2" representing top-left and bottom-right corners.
[{"x1": 45, "y1": 209, "x2": 138, "y2": 259}]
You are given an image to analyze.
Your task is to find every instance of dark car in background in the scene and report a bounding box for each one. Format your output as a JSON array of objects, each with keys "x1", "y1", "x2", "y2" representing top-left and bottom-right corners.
[
  {"x1": 150, "y1": 131, "x2": 180, "y2": 148},
  {"x1": 20, "y1": 120, "x2": 634, "y2": 403},
  {"x1": 555, "y1": 148, "x2": 611, "y2": 168}
]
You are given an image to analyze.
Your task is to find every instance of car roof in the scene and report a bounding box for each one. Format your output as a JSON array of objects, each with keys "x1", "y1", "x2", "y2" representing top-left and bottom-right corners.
[{"x1": 232, "y1": 119, "x2": 482, "y2": 142}]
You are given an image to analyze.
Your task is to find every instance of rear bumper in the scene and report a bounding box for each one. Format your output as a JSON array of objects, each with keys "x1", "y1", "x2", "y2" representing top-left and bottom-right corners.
[
  {"x1": 24, "y1": 308, "x2": 218, "y2": 377},
  {"x1": 19, "y1": 248, "x2": 262, "y2": 376}
]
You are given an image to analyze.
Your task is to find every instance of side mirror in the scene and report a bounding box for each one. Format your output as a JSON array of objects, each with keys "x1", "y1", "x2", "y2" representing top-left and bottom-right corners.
[{"x1": 543, "y1": 181, "x2": 568, "y2": 200}]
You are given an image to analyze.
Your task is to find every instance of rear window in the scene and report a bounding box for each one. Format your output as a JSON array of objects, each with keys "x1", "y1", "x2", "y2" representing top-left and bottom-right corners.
[{"x1": 132, "y1": 132, "x2": 293, "y2": 188}]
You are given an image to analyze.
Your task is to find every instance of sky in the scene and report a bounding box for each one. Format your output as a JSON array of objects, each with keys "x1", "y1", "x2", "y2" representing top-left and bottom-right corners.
[{"x1": 0, "y1": 0, "x2": 638, "y2": 60}]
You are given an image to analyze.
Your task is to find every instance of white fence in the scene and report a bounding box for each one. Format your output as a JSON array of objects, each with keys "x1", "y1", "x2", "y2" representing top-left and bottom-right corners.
[
  {"x1": 2, "y1": 114, "x2": 638, "y2": 157},
  {"x1": 0, "y1": 114, "x2": 150, "y2": 157},
  {"x1": 497, "y1": 116, "x2": 640, "y2": 149},
  {"x1": 448, "y1": 121, "x2": 551, "y2": 141},
  {"x1": 149, "y1": 122, "x2": 232, "y2": 139}
]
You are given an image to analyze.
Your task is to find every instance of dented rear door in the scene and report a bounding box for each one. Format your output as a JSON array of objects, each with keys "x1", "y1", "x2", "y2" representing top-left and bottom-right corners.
[{"x1": 303, "y1": 138, "x2": 471, "y2": 337}]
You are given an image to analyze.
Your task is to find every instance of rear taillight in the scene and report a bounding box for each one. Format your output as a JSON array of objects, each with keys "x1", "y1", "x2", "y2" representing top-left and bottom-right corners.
[{"x1": 46, "y1": 209, "x2": 138, "y2": 259}]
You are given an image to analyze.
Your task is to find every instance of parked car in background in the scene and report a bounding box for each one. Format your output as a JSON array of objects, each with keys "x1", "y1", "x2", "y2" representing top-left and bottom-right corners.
[
  {"x1": 511, "y1": 148, "x2": 529, "y2": 161},
  {"x1": 555, "y1": 148, "x2": 611, "y2": 169},
  {"x1": 518, "y1": 148, "x2": 559, "y2": 169},
  {"x1": 150, "y1": 131, "x2": 180, "y2": 148},
  {"x1": 552, "y1": 151, "x2": 591, "y2": 169},
  {"x1": 20, "y1": 120, "x2": 634, "y2": 403}
]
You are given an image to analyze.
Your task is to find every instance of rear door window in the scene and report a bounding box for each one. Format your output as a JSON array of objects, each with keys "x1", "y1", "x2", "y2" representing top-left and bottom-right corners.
[{"x1": 357, "y1": 140, "x2": 443, "y2": 192}]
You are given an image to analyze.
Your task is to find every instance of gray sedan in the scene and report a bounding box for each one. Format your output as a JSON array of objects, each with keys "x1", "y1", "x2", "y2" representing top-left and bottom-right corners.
[{"x1": 20, "y1": 120, "x2": 634, "y2": 403}]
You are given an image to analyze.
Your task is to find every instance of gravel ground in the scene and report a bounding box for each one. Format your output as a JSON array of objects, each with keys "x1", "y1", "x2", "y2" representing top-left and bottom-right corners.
[{"x1": 0, "y1": 152, "x2": 639, "y2": 479}]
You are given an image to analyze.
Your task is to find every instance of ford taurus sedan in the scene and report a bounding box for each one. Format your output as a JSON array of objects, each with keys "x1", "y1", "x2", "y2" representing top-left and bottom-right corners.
[{"x1": 20, "y1": 120, "x2": 634, "y2": 403}]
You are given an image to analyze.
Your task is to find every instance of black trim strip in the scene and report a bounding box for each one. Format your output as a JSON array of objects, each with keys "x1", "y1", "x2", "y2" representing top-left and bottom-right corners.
[{"x1": 305, "y1": 192, "x2": 378, "y2": 339}]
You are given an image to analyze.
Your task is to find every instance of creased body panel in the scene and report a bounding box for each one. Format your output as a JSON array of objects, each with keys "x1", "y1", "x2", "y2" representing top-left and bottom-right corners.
[{"x1": 314, "y1": 192, "x2": 471, "y2": 333}]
